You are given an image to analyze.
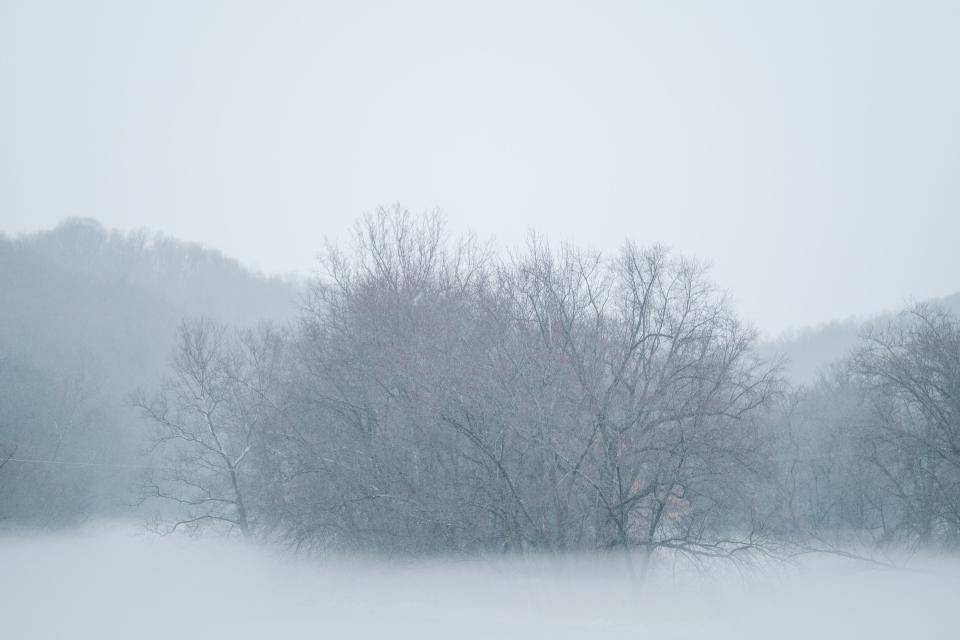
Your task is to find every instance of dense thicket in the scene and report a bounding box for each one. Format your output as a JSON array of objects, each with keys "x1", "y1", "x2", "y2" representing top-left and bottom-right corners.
[
  {"x1": 766, "y1": 305, "x2": 960, "y2": 548},
  {"x1": 5, "y1": 211, "x2": 960, "y2": 560},
  {"x1": 139, "y1": 210, "x2": 782, "y2": 559}
]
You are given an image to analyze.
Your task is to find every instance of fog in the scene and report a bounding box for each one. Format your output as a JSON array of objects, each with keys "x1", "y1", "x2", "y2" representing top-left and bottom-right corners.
[
  {"x1": 2, "y1": 524, "x2": 955, "y2": 639},
  {"x1": 4, "y1": 2, "x2": 960, "y2": 637},
  {"x1": 3, "y1": 215, "x2": 960, "y2": 637}
]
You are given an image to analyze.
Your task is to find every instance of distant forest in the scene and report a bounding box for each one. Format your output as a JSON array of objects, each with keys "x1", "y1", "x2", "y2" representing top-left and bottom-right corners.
[{"x1": 3, "y1": 209, "x2": 960, "y2": 563}]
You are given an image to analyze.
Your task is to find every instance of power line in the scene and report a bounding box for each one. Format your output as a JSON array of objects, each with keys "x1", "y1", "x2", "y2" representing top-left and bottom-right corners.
[{"x1": 2, "y1": 457, "x2": 152, "y2": 470}]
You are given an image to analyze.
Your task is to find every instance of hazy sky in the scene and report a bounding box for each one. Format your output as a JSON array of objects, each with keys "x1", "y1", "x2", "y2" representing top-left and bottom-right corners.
[{"x1": 2, "y1": 0, "x2": 958, "y2": 337}]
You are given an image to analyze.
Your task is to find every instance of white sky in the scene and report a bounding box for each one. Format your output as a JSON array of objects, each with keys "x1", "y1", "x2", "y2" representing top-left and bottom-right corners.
[{"x1": 2, "y1": 0, "x2": 958, "y2": 337}]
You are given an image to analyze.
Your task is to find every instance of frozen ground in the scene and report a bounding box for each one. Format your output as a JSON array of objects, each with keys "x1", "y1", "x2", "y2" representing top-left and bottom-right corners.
[{"x1": 0, "y1": 525, "x2": 956, "y2": 639}]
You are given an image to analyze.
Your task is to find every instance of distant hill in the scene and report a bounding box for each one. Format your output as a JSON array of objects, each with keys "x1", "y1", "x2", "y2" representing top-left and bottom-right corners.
[
  {"x1": 0, "y1": 218, "x2": 302, "y2": 525},
  {"x1": 761, "y1": 292, "x2": 960, "y2": 384},
  {"x1": 15, "y1": 217, "x2": 300, "y2": 325},
  {"x1": 0, "y1": 218, "x2": 301, "y2": 392}
]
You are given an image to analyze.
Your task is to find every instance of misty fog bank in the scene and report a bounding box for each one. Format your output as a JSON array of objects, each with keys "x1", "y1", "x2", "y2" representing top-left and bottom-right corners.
[
  {"x1": 1, "y1": 525, "x2": 956, "y2": 639},
  {"x1": 5, "y1": 211, "x2": 960, "y2": 559},
  {"x1": 4, "y1": 1, "x2": 959, "y2": 635}
]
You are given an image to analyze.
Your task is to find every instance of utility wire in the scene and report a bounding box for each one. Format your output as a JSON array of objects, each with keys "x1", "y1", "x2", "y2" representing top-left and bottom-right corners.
[{"x1": 2, "y1": 457, "x2": 156, "y2": 470}]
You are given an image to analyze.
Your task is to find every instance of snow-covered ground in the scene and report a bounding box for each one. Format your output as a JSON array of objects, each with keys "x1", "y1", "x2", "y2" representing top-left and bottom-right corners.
[{"x1": 1, "y1": 525, "x2": 956, "y2": 639}]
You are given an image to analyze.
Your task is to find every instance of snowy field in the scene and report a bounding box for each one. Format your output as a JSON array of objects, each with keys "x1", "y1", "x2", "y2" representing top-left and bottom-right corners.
[{"x1": 1, "y1": 525, "x2": 957, "y2": 639}]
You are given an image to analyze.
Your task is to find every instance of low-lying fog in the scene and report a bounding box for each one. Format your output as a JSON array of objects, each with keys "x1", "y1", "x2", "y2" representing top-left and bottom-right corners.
[{"x1": 1, "y1": 524, "x2": 955, "y2": 639}]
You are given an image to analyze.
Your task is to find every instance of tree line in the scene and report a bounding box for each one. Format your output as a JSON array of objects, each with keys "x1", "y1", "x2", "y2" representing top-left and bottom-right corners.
[{"x1": 131, "y1": 207, "x2": 960, "y2": 561}]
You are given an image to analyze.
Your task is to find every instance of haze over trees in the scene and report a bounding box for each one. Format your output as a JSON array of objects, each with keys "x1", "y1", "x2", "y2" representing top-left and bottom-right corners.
[
  {"x1": 3, "y1": 209, "x2": 960, "y2": 566},
  {"x1": 0, "y1": 218, "x2": 298, "y2": 526}
]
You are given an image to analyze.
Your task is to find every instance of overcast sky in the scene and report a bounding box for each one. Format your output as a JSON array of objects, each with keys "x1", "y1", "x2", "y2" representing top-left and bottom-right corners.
[{"x1": 2, "y1": 0, "x2": 958, "y2": 337}]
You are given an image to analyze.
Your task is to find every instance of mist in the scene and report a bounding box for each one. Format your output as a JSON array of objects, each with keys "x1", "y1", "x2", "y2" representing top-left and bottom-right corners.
[
  {"x1": 3, "y1": 524, "x2": 957, "y2": 639},
  {"x1": 4, "y1": 1, "x2": 960, "y2": 638},
  {"x1": 3, "y1": 213, "x2": 960, "y2": 637}
]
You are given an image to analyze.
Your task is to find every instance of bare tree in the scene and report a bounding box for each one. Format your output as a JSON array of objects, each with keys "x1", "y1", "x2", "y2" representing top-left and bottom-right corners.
[
  {"x1": 850, "y1": 304, "x2": 960, "y2": 546},
  {"x1": 762, "y1": 304, "x2": 960, "y2": 553},
  {"x1": 280, "y1": 208, "x2": 780, "y2": 561},
  {"x1": 134, "y1": 319, "x2": 285, "y2": 539},
  {"x1": 501, "y1": 238, "x2": 780, "y2": 569}
]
